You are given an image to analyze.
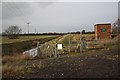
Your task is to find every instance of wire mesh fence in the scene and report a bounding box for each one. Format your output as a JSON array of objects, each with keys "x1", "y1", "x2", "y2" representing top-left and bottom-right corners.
[{"x1": 23, "y1": 33, "x2": 114, "y2": 59}]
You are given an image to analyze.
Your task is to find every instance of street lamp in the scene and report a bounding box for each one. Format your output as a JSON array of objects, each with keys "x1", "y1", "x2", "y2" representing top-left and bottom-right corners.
[{"x1": 26, "y1": 22, "x2": 30, "y2": 39}]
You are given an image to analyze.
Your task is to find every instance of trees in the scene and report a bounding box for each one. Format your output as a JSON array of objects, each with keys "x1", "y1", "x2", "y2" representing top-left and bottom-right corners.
[
  {"x1": 5, "y1": 25, "x2": 22, "y2": 39},
  {"x1": 82, "y1": 30, "x2": 86, "y2": 34}
]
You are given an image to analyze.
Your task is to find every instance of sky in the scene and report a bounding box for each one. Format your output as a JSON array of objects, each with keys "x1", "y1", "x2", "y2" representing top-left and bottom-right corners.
[
  {"x1": 1, "y1": 0, "x2": 119, "y2": 33},
  {"x1": 118, "y1": 2, "x2": 120, "y2": 19}
]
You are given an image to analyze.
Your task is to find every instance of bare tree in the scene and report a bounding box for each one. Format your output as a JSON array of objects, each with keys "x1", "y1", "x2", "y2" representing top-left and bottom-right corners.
[{"x1": 5, "y1": 25, "x2": 22, "y2": 39}]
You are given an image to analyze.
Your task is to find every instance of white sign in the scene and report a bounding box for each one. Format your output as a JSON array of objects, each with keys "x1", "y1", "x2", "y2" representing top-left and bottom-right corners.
[
  {"x1": 57, "y1": 44, "x2": 62, "y2": 50},
  {"x1": 47, "y1": 45, "x2": 50, "y2": 48}
]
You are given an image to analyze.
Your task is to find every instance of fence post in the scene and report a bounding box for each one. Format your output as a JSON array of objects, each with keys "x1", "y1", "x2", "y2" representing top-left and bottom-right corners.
[
  {"x1": 54, "y1": 43, "x2": 57, "y2": 58},
  {"x1": 68, "y1": 32, "x2": 71, "y2": 54},
  {"x1": 110, "y1": 33, "x2": 112, "y2": 45},
  {"x1": 80, "y1": 32, "x2": 83, "y2": 53},
  {"x1": 37, "y1": 42, "x2": 39, "y2": 57}
]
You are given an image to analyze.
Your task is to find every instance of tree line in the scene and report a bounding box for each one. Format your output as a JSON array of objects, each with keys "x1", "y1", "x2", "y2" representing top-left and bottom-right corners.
[
  {"x1": 3, "y1": 19, "x2": 120, "y2": 39},
  {"x1": 2, "y1": 25, "x2": 95, "y2": 39}
]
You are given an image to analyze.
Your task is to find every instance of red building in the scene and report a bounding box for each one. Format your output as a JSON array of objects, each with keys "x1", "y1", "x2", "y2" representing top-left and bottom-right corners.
[{"x1": 94, "y1": 24, "x2": 111, "y2": 40}]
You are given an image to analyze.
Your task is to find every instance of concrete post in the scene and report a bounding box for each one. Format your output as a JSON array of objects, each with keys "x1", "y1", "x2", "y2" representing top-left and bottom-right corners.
[
  {"x1": 80, "y1": 32, "x2": 83, "y2": 53},
  {"x1": 37, "y1": 42, "x2": 39, "y2": 57},
  {"x1": 54, "y1": 44, "x2": 57, "y2": 58}
]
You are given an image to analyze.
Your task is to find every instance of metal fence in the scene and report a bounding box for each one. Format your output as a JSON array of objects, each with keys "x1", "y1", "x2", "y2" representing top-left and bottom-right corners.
[{"x1": 23, "y1": 33, "x2": 113, "y2": 58}]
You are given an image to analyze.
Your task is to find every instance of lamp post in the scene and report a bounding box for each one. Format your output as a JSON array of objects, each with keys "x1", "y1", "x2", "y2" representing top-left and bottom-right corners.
[{"x1": 26, "y1": 22, "x2": 30, "y2": 39}]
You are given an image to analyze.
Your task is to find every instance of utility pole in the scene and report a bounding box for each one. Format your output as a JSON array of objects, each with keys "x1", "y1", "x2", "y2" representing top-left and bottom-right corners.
[{"x1": 26, "y1": 22, "x2": 30, "y2": 39}]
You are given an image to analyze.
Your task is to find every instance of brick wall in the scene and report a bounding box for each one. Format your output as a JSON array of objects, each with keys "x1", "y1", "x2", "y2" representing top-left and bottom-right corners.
[{"x1": 94, "y1": 24, "x2": 111, "y2": 40}]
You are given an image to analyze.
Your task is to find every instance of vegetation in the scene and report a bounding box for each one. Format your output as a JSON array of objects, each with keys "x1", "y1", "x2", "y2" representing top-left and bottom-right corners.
[
  {"x1": 59, "y1": 34, "x2": 94, "y2": 45},
  {"x1": 82, "y1": 30, "x2": 86, "y2": 34},
  {"x1": 2, "y1": 35, "x2": 59, "y2": 56},
  {"x1": 2, "y1": 54, "x2": 43, "y2": 78},
  {"x1": 2, "y1": 35, "x2": 57, "y2": 44},
  {"x1": 2, "y1": 33, "x2": 119, "y2": 78},
  {"x1": 4, "y1": 25, "x2": 22, "y2": 39}
]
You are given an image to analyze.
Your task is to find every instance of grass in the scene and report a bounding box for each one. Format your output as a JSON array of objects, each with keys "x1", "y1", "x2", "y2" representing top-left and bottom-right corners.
[
  {"x1": 47, "y1": 33, "x2": 116, "y2": 55},
  {"x1": 38, "y1": 33, "x2": 95, "y2": 57},
  {"x1": 2, "y1": 35, "x2": 59, "y2": 55},
  {"x1": 56, "y1": 33, "x2": 94, "y2": 48},
  {"x1": 42, "y1": 33, "x2": 94, "y2": 46},
  {"x1": 2, "y1": 35, "x2": 57, "y2": 44},
  {"x1": 2, "y1": 34, "x2": 119, "y2": 78},
  {"x1": 61, "y1": 35, "x2": 69, "y2": 46},
  {"x1": 2, "y1": 54, "x2": 32, "y2": 64},
  {"x1": 60, "y1": 34, "x2": 94, "y2": 45},
  {"x1": 0, "y1": 36, "x2": 2, "y2": 44},
  {"x1": 2, "y1": 54, "x2": 43, "y2": 77},
  {"x1": 2, "y1": 54, "x2": 31, "y2": 77},
  {"x1": 3, "y1": 64, "x2": 25, "y2": 76}
]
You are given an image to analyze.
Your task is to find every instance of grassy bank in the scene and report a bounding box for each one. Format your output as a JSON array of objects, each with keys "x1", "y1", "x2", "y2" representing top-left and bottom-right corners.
[
  {"x1": 2, "y1": 35, "x2": 60, "y2": 56},
  {"x1": 2, "y1": 35, "x2": 58, "y2": 44}
]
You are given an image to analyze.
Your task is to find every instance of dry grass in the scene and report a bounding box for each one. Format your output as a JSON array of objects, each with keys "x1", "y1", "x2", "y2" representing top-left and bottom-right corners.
[
  {"x1": 3, "y1": 64, "x2": 25, "y2": 74},
  {"x1": 2, "y1": 54, "x2": 44, "y2": 77},
  {"x1": 2, "y1": 61, "x2": 43, "y2": 77},
  {"x1": 2, "y1": 54, "x2": 32, "y2": 63},
  {"x1": 2, "y1": 35, "x2": 57, "y2": 44},
  {"x1": 2, "y1": 54, "x2": 31, "y2": 77}
]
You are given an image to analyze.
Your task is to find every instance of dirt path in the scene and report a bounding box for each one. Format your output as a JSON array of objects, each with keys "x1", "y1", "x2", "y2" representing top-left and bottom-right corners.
[{"x1": 21, "y1": 45, "x2": 119, "y2": 78}]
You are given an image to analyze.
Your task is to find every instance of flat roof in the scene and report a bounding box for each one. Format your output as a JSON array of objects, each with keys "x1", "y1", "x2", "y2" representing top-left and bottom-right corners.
[{"x1": 94, "y1": 23, "x2": 111, "y2": 26}]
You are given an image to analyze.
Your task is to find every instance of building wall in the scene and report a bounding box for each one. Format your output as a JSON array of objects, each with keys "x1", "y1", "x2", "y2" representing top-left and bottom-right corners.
[{"x1": 94, "y1": 24, "x2": 111, "y2": 40}]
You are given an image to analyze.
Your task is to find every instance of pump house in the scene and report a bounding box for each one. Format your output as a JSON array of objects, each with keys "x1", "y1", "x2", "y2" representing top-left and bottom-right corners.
[{"x1": 94, "y1": 24, "x2": 111, "y2": 40}]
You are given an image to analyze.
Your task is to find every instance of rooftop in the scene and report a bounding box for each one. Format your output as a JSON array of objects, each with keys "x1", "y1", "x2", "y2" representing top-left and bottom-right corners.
[{"x1": 94, "y1": 23, "x2": 111, "y2": 26}]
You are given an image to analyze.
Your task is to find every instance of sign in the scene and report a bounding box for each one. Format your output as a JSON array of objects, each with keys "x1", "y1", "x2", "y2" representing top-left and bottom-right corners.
[
  {"x1": 101, "y1": 28, "x2": 106, "y2": 32},
  {"x1": 57, "y1": 44, "x2": 62, "y2": 50},
  {"x1": 47, "y1": 45, "x2": 50, "y2": 48}
]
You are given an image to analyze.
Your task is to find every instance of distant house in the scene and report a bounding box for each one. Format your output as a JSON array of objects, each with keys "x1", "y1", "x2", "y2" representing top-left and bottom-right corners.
[{"x1": 94, "y1": 24, "x2": 111, "y2": 40}]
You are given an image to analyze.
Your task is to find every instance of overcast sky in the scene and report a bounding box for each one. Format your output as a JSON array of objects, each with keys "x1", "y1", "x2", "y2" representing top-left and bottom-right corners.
[{"x1": 1, "y1": 1, "x2": 119, "y2": 33}]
